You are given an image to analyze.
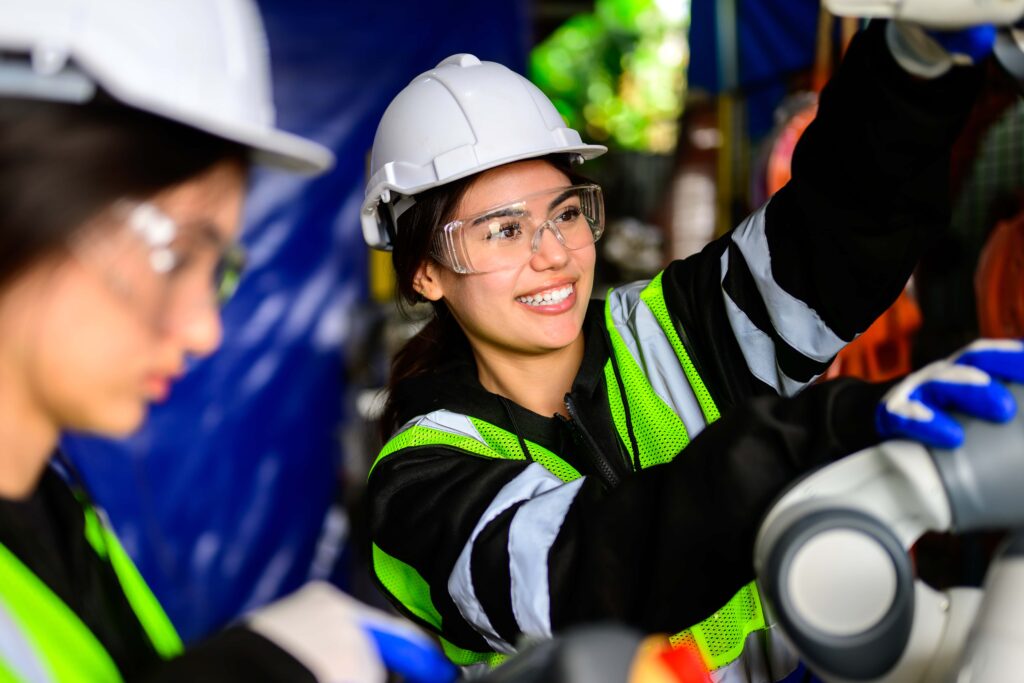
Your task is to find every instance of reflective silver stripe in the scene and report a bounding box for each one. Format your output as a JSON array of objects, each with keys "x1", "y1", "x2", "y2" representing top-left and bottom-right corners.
[
  {"x1": 508, "y1": 477, "x2": 585, "y2": 637},
  {"x1": 720, "y1": 250, "x2": 817, "y2": 396},
  {"x1": 0, "y1": 597, "x2": 52, "y2": 683},
  {"x1": 398, "y1": 409, "x2": 487, "y2": 445},
  {"x1": 729, "y1": 205, "x2": 847, "y2": 363},
  {"x1": 709, "y1": 625, "x2": 800, "y2": 683},
  {"x1": 607, "y1": 281, "x2": 708, "y2": 438},
  {"x1": 448, "y1": 463, "x2": 564, "y2": 653}
]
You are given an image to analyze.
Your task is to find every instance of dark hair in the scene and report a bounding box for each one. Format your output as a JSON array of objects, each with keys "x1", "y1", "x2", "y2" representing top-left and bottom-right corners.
[
  {"x1": 379, "y1": 154, "x2": 589, "y2": 439},
  {"x1": 0, "y1": 95, "x2": 247, "y2": 289}
]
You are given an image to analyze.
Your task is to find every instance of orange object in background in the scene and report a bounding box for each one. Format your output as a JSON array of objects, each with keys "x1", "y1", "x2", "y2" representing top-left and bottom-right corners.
[
  {"x1": 765, "y1": 101, "x2": 818, "y2": 196},
  {"x1": 976, "y1": 213, "x2": 1024, "y2": 338},
  {"x1": 628, "y1": 636, "x2": 712, "y2": 683},
  {"x1": 823, "y1": 289, "x2": 922, "y2": 382}
]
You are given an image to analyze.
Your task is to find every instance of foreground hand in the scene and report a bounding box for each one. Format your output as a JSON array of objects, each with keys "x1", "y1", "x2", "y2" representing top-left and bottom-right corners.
[
  {"x1": 876, "y1": 339, "x2": 1024, "y2": 449},
  {"x1": 247, "y1": 581, "x2": 456, "y2": 683}
]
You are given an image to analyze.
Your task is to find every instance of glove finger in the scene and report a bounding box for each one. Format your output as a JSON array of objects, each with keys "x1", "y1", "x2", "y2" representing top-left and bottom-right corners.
[
  {"x1": 956, "y1": 339, "x2": 1024, "y2": 384},
  {"x1": 877, "y1": 405, "x2": 966, "y2": 449},
  {"x1": 365, "y1": 625, "x2": 457, "y2": 683},
  {"x1": 918, "y1": 377, "x2": 1016, "y2": 423},
  {"x1": 927, "y1": 25, "x2": 997, "y2": 63}
]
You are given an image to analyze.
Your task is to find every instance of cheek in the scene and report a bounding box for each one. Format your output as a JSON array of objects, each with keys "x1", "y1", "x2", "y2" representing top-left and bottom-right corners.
[
  {"x1": 33, "y1": 274, "x2": 153, "y2": 432},
  {"x1": 447, "y1": 273, "x2": 514, "y2": 313}
]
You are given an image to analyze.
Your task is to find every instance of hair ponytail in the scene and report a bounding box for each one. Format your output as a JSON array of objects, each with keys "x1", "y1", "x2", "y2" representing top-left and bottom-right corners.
[{"x1": 378, "y1": 175, "x2": 475, "y2": 441}]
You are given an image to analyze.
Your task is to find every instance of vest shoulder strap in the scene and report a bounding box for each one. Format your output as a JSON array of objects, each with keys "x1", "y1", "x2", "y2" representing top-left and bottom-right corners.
[
  {"x1": 372, "y1": 409, "x2": 580, "y2": 483},
  {"x1": 0, "y1": 541, "x2": 122, "y2": 682}
]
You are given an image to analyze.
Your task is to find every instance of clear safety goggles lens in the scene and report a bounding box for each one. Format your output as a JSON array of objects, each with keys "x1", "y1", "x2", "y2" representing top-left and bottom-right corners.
[
  {"x1": 122, "y1": 201, "x2": 247, "y2": 307},
  {"x1": 432, "y1": 184, "x2": 604, "y2": 274},
  {"x1": 74, "y1": 200, "x2": 247, "y2": 328}
]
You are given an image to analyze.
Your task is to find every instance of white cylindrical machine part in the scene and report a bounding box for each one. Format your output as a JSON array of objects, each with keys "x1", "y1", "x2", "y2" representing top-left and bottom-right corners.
[
  {"x1": 788, "y1": 528, "x2": 898, "y2": 636},
  {"x1": 955, "y1": 553, "x2": 1024, "y2": 683}
]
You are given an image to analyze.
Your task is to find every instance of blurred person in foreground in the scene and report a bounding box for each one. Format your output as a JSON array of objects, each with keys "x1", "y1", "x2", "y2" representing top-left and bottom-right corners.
[{"x1": 0, "y1": 1, "x2": 453, "y2": 681}]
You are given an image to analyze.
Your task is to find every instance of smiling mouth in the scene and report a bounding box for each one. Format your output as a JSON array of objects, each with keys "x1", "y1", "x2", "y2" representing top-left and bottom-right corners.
[{"x1": 516, "y1": 284, "x2": 574, "y2": 306}]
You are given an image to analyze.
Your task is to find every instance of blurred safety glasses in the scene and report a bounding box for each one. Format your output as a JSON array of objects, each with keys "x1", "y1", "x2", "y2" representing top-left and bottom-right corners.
[
  {"x1": 431, "y1": 184, "x2": 604, "y2": 274},
  {"x1": 125, "y1": 202, "x2": 247, "y2": 304},
  {"x1": 74, "y1": 200, "x2": 246, "y2": 328}
]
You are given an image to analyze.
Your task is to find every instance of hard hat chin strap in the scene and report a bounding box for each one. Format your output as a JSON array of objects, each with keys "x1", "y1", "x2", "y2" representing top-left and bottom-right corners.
[
  {"x1": 388, "y1": 194, "x2": 417, "y2": 225},
  {"x1": 382, "y1": 194, "x2": 418, "y2": 246}
]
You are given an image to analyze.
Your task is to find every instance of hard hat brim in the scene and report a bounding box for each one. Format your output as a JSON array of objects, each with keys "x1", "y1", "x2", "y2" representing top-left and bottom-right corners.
[
  {"x1": 361, "y1": 142, "x2": 607, "y2": 250},
  {"x1": 127, "y1": 91, "x2": 335, "y2": 175}
]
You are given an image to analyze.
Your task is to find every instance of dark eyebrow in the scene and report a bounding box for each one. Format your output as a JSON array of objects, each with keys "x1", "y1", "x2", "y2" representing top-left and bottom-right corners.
[
  {"x1": 182, "y1": 220, "x2": 231, "y2": 250},
  {"x1": 471, "y1": 207, "x2": 526, "y2": 226},
  {"x1": 547, "y1": 189, "x2": 577, "y2": 211}
]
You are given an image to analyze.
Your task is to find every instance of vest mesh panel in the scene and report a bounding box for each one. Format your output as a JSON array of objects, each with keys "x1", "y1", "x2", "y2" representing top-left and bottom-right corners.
[
  {"x1": 671, "y1": 584, "x2": 766, "y2": 670},
  {"x1": 439, "y1": 639, "x2": 509, "y2": 668},
  {"x1": 471, "y1": 419, "x2": 582, "y2": 482},
  {"x1": 372, "y1": 425, "x2": 501, "y2": 477},
  {"x1": 641, "y1": 273, "x2": 721, "y2": 424},
  {"x1": 604, "y1": 361, "x2": 635, "y2": 463},
  {"x1": 605, "y1": 277, "x2": 766, "y2": 672},
  {"x1": 372, "y1": 543, "x2": 442, "y2": 631},
  {"x1": 604, "y1": 304, "x2": 691, "y2": 469}
]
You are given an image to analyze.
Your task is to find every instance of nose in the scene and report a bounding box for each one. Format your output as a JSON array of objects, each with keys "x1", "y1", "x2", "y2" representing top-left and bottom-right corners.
[
  {"x1": 164, "y1": 295, "x2": 223, "y2": 359},
  {"x1": 529, "y1": 223, "x2": 570, "y2": 269}
]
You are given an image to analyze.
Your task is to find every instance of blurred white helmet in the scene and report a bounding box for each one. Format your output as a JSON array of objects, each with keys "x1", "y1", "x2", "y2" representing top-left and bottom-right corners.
[
  {"x1": 0, "y1": 0, "x2": 333, "y2": 174},
  {"x1": 361, "y1": 53, "x2": 606, "y2": 250}
]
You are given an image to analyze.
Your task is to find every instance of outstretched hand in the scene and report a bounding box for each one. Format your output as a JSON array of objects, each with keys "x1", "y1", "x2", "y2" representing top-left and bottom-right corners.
[{"x1": 876, "y1": 339, "x2": 1024, "y2": 449}]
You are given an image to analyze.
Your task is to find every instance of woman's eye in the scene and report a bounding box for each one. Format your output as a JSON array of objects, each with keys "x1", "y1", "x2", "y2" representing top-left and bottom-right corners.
[
  {"x1": 555, "y1": 206, "x2": 582, "y2": 223},
  {"x1": 486, "y1": 221, "x2": 523, "y2": 241},
  {"x1": 165, "y1": 249, "x2": 194, "y2": 275}
]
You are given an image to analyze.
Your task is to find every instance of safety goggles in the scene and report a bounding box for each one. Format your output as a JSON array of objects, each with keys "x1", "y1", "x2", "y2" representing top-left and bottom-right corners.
[
  {"x1": 431, "y1": 184, "x2": 604, "y2": 274},
  {"x1": 124, "y1": 202, "x2": 247, "y2": 306},
  {"x1": 75, "y1": 200, "x2": 247, "y2": 328}
]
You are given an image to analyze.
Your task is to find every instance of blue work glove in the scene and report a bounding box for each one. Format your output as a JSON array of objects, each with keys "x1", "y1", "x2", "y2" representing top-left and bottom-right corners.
[
  {"x1": 887, "y1": 21, "x2": 997, "y2": 78},
  {"x1": 876, "y1": 339, "x2": 1024, "y2": 449},
  {"x1": 246, "y1": 581, "x2": 457, "y2": 683},
  {"x1": 362, "y1": 615, "x2": 458, "y2": 683}
]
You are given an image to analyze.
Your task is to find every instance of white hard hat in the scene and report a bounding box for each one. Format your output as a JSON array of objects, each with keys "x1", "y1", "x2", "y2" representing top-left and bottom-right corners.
[
  {"x1": 361, "y1": 53, "x2": 606, "y2": 251},
  {"x1": 0, "y1": 0, "x2": 333, "y2": 174}
]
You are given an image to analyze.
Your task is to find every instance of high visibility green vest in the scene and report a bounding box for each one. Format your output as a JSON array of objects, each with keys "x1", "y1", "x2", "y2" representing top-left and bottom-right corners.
[
  {"x1": 0, "y1": 496, "x2": 183, "y2": 682},
  {"x1": 371, "y1": 272, "x2": 771, "y2": 673}
]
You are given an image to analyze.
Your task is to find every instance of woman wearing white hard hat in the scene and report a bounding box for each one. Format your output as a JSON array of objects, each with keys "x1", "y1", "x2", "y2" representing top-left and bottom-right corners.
[
  {"x1": 364, "y1": 20, "x2": 1024, "y2": 681},
  {"x1": 0, "y1": 1, "x2": 460, "y2": 682}
]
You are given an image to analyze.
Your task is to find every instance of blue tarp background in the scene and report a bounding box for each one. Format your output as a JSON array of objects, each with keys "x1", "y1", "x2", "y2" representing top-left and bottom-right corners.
[
  {"x1": 63, "y1": 0, "x2": 529, "y2": 641},
  {"x1": 689, "y1": 0, "x2": 820, "y2": 137}
]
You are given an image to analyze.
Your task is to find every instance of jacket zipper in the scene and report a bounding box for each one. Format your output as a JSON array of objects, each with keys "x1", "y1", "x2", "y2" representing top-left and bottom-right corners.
[{"x1": 563, "y1": 394, "x2": 621, "y2": 488}]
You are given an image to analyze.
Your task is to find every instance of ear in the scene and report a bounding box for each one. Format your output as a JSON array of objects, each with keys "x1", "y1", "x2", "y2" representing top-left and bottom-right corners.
[{"x1": 413, "y1": 260, "x2": 445, "y2": 302}]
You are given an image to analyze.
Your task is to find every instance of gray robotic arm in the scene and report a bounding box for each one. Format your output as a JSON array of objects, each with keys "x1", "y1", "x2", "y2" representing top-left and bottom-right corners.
[{"x1": 755, "y1": 386, "x2": 1024, "y2": 683}]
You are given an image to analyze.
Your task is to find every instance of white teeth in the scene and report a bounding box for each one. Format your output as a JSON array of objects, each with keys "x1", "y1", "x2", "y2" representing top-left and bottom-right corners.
[{"x1": 517, "y1": 285, "x2": 573, "y2": 306}]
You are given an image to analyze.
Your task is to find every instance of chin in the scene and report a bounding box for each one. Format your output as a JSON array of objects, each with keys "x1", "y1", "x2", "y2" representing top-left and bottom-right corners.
[{"x1": 83, "y1": 404, "x2": 148, "y2": 438}]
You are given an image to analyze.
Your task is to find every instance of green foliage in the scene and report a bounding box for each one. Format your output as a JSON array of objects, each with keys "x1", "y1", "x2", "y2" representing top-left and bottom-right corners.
[{"x1": 530, "y1": 0, "x2": 689, "y2": 153}]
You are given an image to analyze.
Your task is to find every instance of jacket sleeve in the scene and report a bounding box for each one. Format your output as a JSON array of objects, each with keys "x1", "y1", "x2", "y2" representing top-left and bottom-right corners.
[
  {"x1": 137, "y1": 628, "x2": 317, "y2": 683},
  {"x1": 368, "y1": 377, "x2": 890, "y2": 648},
  {"x1": 661, "y1": 21, "x2": 981, "y2": 408}
]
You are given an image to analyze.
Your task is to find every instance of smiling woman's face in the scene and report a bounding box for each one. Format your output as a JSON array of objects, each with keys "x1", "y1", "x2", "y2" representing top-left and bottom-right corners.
[
  {"x1": 416, "y1": 159, "x2": 596, "y2": 360},
  {"x1": 0, "y1": 159, "x2": 245, "y2": 437}
]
